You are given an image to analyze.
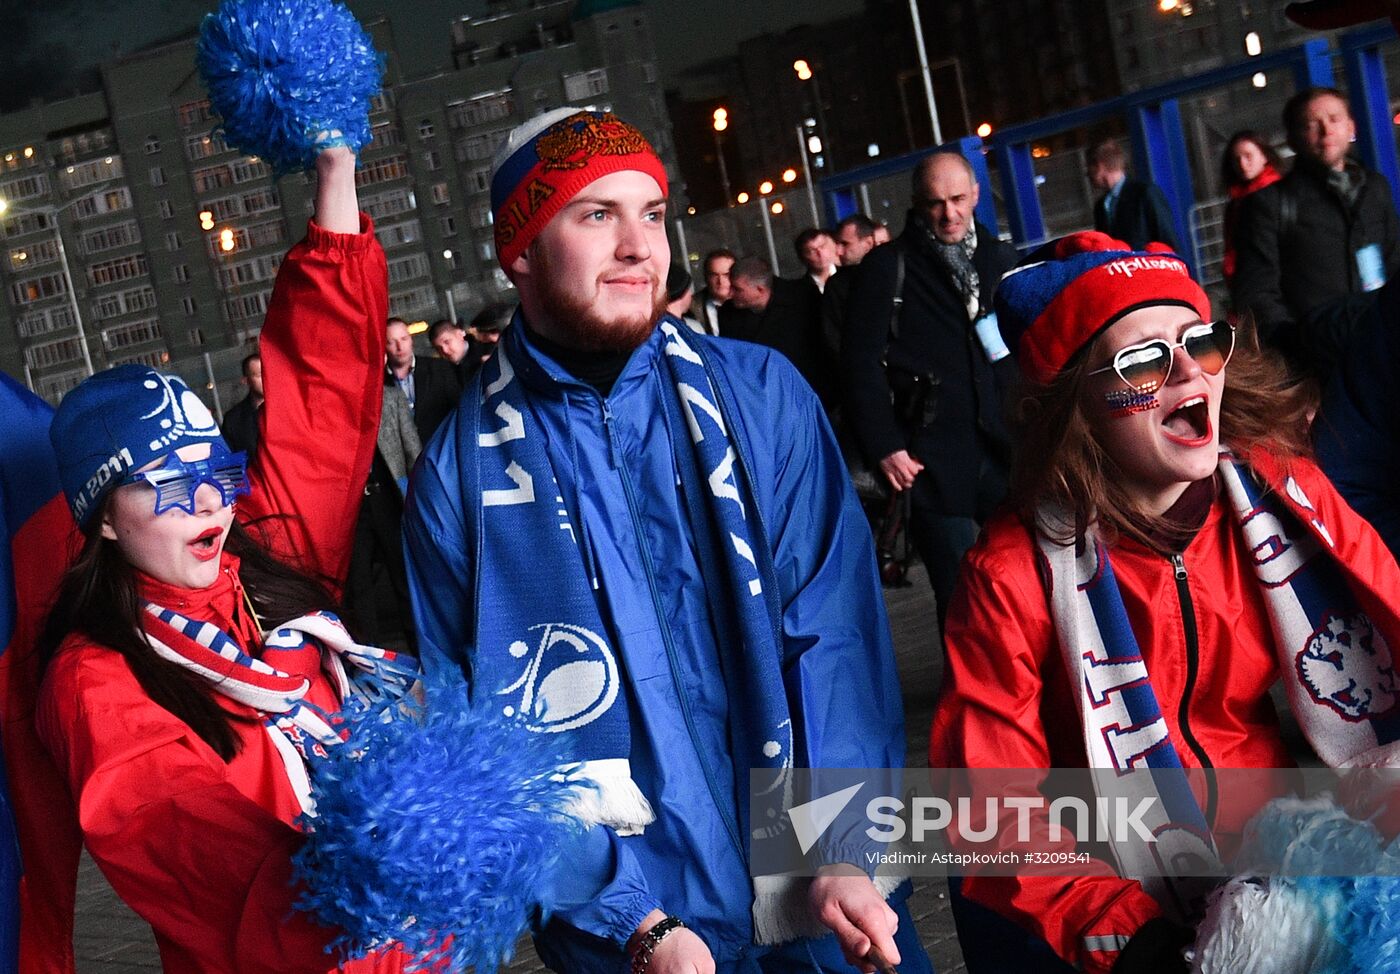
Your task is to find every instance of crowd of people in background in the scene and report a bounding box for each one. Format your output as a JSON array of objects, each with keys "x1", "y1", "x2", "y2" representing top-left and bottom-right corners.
[{"x1": 227, "y1": 81, "x2": 1400, "y2": 673}]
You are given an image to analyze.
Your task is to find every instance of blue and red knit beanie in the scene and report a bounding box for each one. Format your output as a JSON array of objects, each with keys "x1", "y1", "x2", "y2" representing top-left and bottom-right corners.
[
  {"x1": 994, "y1": 231, "x2": 1211, "y2": 385},
  {"x1": 50, "y1": 364, "x2": 227, "y2": 528},
  {"x1": 489, "y1": 108, "x2": 668, "y2": 271}
]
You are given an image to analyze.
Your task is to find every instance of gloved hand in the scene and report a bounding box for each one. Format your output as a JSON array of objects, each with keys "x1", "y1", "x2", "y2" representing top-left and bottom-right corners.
[{"x1": 1111, "y1": 917, "x2": 1193, "y2": 974}]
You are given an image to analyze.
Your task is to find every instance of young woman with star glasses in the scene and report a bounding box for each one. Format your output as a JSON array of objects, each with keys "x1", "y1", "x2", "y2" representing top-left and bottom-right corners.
[
  {"x1": 929, "y1": 232, "x2": 1400, "y2": 974},
  {"x1": 32, "y1": 147, "x2": 415, "y2": 973}
]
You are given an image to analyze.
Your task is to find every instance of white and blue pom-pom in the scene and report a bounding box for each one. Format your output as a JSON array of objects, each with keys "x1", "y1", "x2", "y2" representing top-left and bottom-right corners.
[
  {"x1": 1191, "y1": 795, "x2": 1400, "y2": 974},
  {"x1": 292, "y1": 672, "x2": 586, "y2": 972},
  {"x1": 196, "y1": 0, "x2": 382, "y2": 174}
]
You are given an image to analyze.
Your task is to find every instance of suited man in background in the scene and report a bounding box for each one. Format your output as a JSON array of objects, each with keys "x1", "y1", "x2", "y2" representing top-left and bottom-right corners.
[
  {"x1": 722, "y1": 256, "x2": 837, "y2": 406},
  {"x1": 691, "y1": 248, "x2": 734, "y2": 336},
  {"x1": 386, "y1": 316, "x2": 462, "y2": 446},
  {"x1": 843, "y1": 152, "x2": 1020, "y2": 626},
  {"x1": 220, "y1": 352, "x2": 264, "y2": 464},
  {"x1": 1087, "y1": 139, "x2": 1179, "y2": 252},
  {"x1": 346, "y1": 383, "x2": 421, "y2": 650}
]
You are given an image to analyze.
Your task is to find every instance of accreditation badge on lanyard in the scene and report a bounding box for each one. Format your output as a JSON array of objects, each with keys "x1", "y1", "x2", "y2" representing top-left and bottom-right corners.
[
  {"x1": 1356, "y1": 243, "x2": 1387, "y2": 292},
  {"x1": 973, "y1": 311, "x2": 1011, "y2": 363}
]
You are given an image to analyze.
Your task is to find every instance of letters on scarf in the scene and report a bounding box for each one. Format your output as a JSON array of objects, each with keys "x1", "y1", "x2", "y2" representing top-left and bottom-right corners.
[
  {"x1": 468, "y1": 320, "x2": 790, "y2": 832},
  {"x1": 468, "y1": 320, "x2": 894, "y2": 941},
  {"x1": 1037, "y1": 454, "x2": 1400, "y2": 920},
  {"x1": 1218, "y1": 461, "x2": 1400, "y2": 766},
  {"x1": 140, "y1": 605, "x2": 418, "y2": 815}
]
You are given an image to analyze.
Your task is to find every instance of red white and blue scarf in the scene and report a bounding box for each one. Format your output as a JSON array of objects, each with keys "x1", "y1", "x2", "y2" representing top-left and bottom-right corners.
[{"x1": 140, "y1": 604, "x2": 419, "y2": 816}]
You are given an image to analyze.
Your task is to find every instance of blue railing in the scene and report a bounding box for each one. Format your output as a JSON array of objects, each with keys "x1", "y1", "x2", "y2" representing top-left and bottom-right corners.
[{"x1": 821, "y1": 24, "x2": 1400, "y2": 276}]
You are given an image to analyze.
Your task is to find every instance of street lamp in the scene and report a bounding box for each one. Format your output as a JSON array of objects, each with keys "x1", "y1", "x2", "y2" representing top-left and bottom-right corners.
[
  {"x1": 0, "y1": 189, "x2": 106, "y2": 378},
  {"x1": 748, "y1": 187, "x2": 780, "y2": 273},
  {"x1": 711, "y1": 106, "x2": 734, "y2": 208},
  {"x1": 794, "y1": 124, "x2": 821, "y2": 225},
  {"x1": 793, "y1": 58, "x2": 836, "y2": 172}
]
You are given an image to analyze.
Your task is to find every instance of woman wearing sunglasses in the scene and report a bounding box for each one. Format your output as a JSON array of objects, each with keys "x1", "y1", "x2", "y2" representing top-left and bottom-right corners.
[
  {"x1": 33, "y1": 147, "x2": 411, "y2": 972},
  {"x1": 930, "y1": 232, "x2": 1400, "y2": 974}
]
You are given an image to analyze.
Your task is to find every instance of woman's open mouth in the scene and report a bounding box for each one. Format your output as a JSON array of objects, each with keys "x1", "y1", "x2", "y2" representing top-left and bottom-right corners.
[
  {"x1": 1161, "y1": 395, "x2": 1212, "y2": 447},
  {"x1": 189, "y1": 527, "x2": 223, "y2": 561}
]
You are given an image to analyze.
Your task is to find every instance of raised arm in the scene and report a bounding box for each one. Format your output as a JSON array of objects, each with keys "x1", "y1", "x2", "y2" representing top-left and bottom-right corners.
[{"x1": 238, "y1": 147, "x2": 389, "y2": 590}]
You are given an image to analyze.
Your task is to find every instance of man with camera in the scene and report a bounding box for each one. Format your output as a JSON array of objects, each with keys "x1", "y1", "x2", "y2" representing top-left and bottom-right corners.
[{"x1": 842, "y1": 151, "x2": 1019, "y2": 627}]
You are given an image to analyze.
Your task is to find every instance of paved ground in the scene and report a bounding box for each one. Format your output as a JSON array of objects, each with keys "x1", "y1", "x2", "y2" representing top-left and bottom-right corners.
[{"x1": 73, "y1": 566, "x2": 967, "y2": 972}]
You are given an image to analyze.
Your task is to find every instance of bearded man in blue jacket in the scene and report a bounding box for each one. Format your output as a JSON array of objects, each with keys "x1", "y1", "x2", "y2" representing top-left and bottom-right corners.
[{"x1": 404, "y1": 108, "x2": 931, "y2": 974}]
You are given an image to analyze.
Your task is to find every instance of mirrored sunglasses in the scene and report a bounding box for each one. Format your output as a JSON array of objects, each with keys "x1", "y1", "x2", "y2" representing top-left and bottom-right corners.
[
  {"x1": 1088, "y1": 320, "x2": 1235, "y2": 395},
  {"x1": 116, "y1": 447, "x2": 250, "y2": 516}
]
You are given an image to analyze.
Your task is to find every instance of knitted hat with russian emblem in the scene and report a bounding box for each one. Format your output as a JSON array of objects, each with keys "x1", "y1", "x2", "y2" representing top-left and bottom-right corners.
[
  {"x1": 489, "y1": 107, "x2": 669, "y2": 271},
  {"x1": 994, "y1": 231, "x2": 1212, "y2": 385}
]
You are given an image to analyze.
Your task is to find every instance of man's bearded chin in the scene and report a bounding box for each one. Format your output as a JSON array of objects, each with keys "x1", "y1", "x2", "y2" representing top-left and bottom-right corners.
[{"x1": 535, "y1": 265, "x2": 666, "y2": 353}]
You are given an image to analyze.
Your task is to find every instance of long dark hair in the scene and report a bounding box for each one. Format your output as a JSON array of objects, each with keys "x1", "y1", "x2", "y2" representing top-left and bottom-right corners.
[
  {"x1": 1007, "y1": 317, "x2": 1317, "y2": 548},
  {"x1": 1220, "y1": 130, "x2": 1283, "y2": 188},
  {"x1": 38, "y1": 515, "x2": 339, "y2": 762}
]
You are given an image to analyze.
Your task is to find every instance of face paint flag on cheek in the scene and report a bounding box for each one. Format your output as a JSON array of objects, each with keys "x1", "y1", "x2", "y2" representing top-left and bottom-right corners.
[{"x1": 1105, "y1": 389, "x2": 1160, "y2": 418}]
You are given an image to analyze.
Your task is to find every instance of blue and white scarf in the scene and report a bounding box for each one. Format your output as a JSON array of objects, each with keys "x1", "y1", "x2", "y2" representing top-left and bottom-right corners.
[
  {"x1": 465, "y1": 320, "x2": 839, "y2": 940},
  {"x1": 141, "y1": 604, "x2": 419, "y2": 816},
  {"x1": 1038, "y1": 455, "x2": 1400, "y2": 920}
]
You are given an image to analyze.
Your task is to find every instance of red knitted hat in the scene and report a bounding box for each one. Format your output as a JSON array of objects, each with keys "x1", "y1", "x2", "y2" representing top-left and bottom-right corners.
[
  {"x1": 994, "y1": 231, "x2": 1212, "y2": 385},
  {"x1": 489, "y1": 108, "x2": 669, "y2": 270}
]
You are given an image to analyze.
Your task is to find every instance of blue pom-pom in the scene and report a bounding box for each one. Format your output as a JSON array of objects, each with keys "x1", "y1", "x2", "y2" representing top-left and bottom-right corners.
[
  {"x1": 1237, "y1": 795, "x2": 1388, "y2": 878},
  {"x1": 196, "y1": 0, "x2": 383, "y2": 174},
  {"x1": 1348, "y1": 872, "x2": 1400, "y2": 974},
  {"x1": 293, "y1": 671, "x2": 587, "y2": 971}
]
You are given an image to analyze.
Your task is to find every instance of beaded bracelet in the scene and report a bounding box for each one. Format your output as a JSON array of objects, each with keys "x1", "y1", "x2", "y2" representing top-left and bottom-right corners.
[{"x1": 630, "y1": 915, "x2": 687, "y2": 974}]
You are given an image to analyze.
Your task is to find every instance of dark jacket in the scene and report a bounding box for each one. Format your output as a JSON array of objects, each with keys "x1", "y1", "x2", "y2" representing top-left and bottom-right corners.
[
  {"x1": 718, "y1": 277, "x2": 837, "y2": 405},
  {"x1": 821, "y1": 266, "x2": 858, "y2": 364},
  {"x1": 1093, "y1": 177, "x2": 1179, "y2": 253},
  {"x1": 1233, "y1": 157, "x2": 1400, "y2": 378},
  {"x1": 842, "y1": 218, "x2": 1019, "y2": 516},
  {"x1": 219, "y1": 394, "x2": 261, "y2": 464},
  {"x1": 386, "y1": 355, "x2": 462, "y2": 448},
  {"x1": 1314, "y1": 276, "x2": 1400, "y2": 560},
  {"x1": 690, "y1": 286, "x2": 724, "y2": 336}
]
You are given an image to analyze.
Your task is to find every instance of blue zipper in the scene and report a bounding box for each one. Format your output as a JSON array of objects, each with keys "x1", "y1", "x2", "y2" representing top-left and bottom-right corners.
[{"x1": 600, "y1": 396, "x2": 748, "y2": 865}]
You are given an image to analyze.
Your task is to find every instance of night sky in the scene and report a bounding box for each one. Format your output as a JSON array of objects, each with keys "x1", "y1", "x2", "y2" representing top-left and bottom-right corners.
[{"x1": 0, "y1": 0, "x2": 866, "y2": 111}]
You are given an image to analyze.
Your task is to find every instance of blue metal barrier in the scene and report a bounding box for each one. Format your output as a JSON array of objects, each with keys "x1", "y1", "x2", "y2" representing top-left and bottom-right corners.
[
  {"x1": 821, "y1": 28, "x2": 1400, "y2": 269},
  {"x1": 1341, "y1": 22, "x2": 1400, "y2": 210}
]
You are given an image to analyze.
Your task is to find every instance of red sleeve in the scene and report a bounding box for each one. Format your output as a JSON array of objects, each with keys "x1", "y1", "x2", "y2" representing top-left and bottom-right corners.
[
  {"x1": 35, "y1": 647, "x2": 405, "y2": 974},
  {"x1": 929, "y1": 518, "x2": 1162, "y2": 974},
  {"x1": 239, "y1": 215, "x2": 388, "y2": 593}
]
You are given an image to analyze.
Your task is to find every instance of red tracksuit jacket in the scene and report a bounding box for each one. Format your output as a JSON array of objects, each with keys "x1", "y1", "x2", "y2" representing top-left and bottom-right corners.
[
  {"x1": 35, "y1": 216, "x2": 396, "y2": 973},
  {"x1": 930, "y1": 451, "x2": 1400, "y2": 973}
]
